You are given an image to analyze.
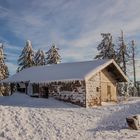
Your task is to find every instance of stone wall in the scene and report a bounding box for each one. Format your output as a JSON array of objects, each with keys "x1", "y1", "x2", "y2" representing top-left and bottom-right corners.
[
  {"x1": 86, "y1": 73, "x2": 101, "y2": 107},
  {"x1": 86, "y1": 70, "x2": 117, "y2": 107},
  {"x1": 40, "y1": 80, "x2": 86, "y2": 107}
]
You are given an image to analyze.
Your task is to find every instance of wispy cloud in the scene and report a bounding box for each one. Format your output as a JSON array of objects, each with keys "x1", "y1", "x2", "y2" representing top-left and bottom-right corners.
[
  {"x1": 0, "y1": 6, "x2": 9, "y2": 18},
  {"x1": 0, "y1": 0, "x2": 140, "y2": 76}
]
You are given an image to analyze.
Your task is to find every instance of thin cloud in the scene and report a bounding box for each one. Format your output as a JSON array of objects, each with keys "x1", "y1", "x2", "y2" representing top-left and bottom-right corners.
[{"x1": 0, "y1": 0, "x2": 140, "y2": 77}]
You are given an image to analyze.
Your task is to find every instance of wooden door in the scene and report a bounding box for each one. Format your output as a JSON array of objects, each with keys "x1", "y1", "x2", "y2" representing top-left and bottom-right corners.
[{"x1": 107, "y1": 85, "x2": 111, "y2": 101}]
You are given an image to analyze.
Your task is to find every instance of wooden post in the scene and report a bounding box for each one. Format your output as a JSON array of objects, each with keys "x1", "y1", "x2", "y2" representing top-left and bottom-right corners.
[
  {"x1": 138, "y1": 83, "x2": 140, "y2": 96},
  {"x1": 99, "y1": 71, "x2": 102, "y2": 105},
  {"x1": 132, "y1": 41, "x2": 136, "y2": 86},
  {"x1": 10, "y1": 83, "x2": 14, "y2": 95},
  {"x1": 25, "y1": 81, "x2": 29, "y2": 94},
  {"x1": 38, "y1": 83, "x2": 40, "y2": 97},
  {"x1": 131, "y1": 40, "x2": 136, "y2": 96}
]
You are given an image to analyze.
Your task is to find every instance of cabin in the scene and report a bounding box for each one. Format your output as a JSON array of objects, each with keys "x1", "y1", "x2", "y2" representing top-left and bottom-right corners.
[{"x1": 2, "y1": 59, "x2": 128, "y2": 107}]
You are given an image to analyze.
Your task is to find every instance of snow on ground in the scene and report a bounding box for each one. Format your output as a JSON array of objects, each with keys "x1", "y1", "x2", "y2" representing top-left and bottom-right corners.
[{"x1": 0, "y1": 93, "x2": 140, "y2": 140}]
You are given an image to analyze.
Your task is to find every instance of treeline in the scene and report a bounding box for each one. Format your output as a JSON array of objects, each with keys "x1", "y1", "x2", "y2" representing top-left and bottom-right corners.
[
  {"x1": 17, "y1": 40, "x2": 61, "y2": 72},
  {"x1": 0, "y1": 40, "x2": 61, "y2": 95},
  {"x1": 0, "y1": 31, "x2": 138, "y2": 95},
  {"x1": 95, "y1": 31, "x2": 136, "y2": 75},
  {"x1": 95, "y1": 31, "x2": 138, "y2": 96}
]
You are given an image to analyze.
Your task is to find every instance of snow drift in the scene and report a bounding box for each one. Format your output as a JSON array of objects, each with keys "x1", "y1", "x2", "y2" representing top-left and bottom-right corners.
[{"x1": 0, "y1": 93, "x2": 140, "y2": 140}]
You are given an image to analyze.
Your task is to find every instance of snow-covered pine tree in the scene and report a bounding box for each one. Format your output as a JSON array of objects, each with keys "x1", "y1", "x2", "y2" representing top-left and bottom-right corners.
[
  {"x1": 116, "y1": 31, "x2": 131, "y2": 97},
  {"x1": 116, "y1": 31, "x2": 130, "y2": 74},
  {"x1": 95, "y1": 33, "x2": 116, "y2": 60},
  {"x1": 34, "y1": 49, "x2": 46, "y2": 66},
  {"x1": 0, "y1": 43, "x2": 9, "y2": 80},
  {"x1": 46, "y1": 44, "x2": 61, "y2": 64},
  {"x1": 0, "y1": 44, "x2": 5, "y2": 83},
  {"x1": 17, "y1": 40, "x2": 35, "y2": 71},
  {"x1": 0, "y1": 43, "x2": 9, "y2": 96}
]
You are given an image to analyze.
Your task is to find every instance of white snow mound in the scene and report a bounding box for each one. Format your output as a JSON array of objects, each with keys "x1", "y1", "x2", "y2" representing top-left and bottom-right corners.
[{"x1": 0, "y1": 93, "x2": 140, "y2": 140}]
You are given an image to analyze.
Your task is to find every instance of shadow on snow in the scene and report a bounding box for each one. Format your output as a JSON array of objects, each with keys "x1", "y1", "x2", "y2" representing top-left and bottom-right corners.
[
  {"x1": 87, "y1": 101, "x2": 140, "y2": 133},
  {"x1": 0, "y1": 92, "x2": 80, "y2": 109}
]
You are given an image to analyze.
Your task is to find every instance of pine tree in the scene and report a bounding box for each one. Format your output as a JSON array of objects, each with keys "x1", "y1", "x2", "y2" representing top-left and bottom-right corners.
[
  {"x1": 116, "y1": 31, "x2": 131, "y2": 97},
  {"x1": 95, "y1": 33, "x2": 116, "y2": 60},
  {"x1": 46, "y1": 44, "x2": 61, "y2": 64},
  {"x1": 34, "y1": 49, "x2": 46, "y2": 66},
  {"x1": 17, "y1": 40, "x2": 35, "y2": 71},
  {"x1": 0, "y1": 43, "x2": 9, "y2": 96},
  {"x1": 0, "y1": 43, "x2": 9, "y2": 79},
  {"x1": 0, "y1": 44, "x2": 5, "y2": 81},
  {"x1": 126, "y1": 40, "x2": 137, "y2": 96},
  {"x1": 116, "y1": 31, "x2": 129, "y2": 74}
]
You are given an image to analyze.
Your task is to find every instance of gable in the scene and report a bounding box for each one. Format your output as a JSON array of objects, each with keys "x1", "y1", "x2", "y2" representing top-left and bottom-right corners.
[{"x1": 85, "y1": 60, "x2": 128, "y2": 82}]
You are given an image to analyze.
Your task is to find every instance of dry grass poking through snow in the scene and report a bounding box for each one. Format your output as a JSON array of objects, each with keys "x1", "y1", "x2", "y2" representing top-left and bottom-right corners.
[{"x1": 0, "y1": 93, "x2": 140, "y2": 140}]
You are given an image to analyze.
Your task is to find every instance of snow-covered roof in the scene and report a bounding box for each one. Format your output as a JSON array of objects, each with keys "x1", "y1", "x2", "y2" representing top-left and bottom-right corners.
[{"x1": 2, "y1": 59, "x2": 128, "y2": 83}]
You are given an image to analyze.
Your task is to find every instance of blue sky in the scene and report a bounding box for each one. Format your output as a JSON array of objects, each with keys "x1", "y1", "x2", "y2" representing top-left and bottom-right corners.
[{"x1": 0, "y1": 0, "x2": 140, "y2": 79}]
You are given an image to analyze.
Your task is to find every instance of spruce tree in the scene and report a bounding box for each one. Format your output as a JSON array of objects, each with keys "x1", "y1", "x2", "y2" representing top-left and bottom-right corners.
[
  {"x1": 0, "y1": 43, "x2": 9, "y2": 96},
  {"x1": 95, "y1": 33, "x2": 116, "y2": 60},
  {"x1": 34, "y1": 49, "x2": 46, "y2": 66},
  {"x1": 116, "y1": 31, "x2": 129, "y2": 74},
  {"x1": 46, "y1": 44, "x2": 61, "y2": 64},
  {"x1": 115, "y1": 31, "x2": 131, "y2": 96},
  {"x1": 17, "y1": 40, "x2": 35, "y2": 71}
]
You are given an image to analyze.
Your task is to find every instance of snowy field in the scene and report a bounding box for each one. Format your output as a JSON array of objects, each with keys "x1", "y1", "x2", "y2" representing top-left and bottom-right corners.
[{"x1": 0, "y1": 93, "x2": 140, "y2": 140}]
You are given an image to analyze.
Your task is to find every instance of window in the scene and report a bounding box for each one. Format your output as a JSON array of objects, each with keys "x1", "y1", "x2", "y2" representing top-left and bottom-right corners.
[
  {"x1": 32, "y1": 84, "x2": 39, "y2": 93},
  {"x1": 96, "y1": 87, "x2": 99, "y2": 92},
  {"x1": 107, "y1": 85, "x2": 111, "y2": 94},
  {"x1": 107, "y1": 85, "x2": 111, "y2": 101}
]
